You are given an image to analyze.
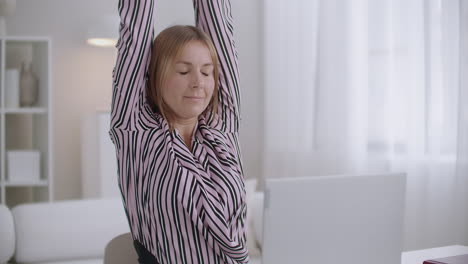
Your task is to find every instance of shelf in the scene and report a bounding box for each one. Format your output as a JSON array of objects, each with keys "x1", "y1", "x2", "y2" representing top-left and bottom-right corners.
[
  {"x1": 2, "y1": 36, "x2": 51, "y2": 42},
  {"x1": 1, "y1": 36, "x2": 53, "y2": 205},
  {"x1": 4, "y1": 108, "x2": 47, "y2": 114},
  {"x1": 4, "y1": 180, "x2": 48, "y2": 187}
]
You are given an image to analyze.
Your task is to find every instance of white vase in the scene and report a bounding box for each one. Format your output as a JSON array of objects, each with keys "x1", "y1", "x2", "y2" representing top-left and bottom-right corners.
[
  {"x1": 5, "y1": 69, "x2": 19, "y2": 108},
  {"x1": 19, "y1": 61, "x2": 39, "y2": 107}
]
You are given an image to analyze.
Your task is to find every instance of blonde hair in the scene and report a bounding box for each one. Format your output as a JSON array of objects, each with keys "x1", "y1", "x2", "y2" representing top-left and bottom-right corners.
[{"x1": 147, "y1": 25, "x2": 219, "y2": 131}]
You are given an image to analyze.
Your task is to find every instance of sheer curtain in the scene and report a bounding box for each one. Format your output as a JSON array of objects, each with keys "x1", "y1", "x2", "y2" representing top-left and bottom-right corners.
[{"x1": 263, "y1": 0, "x2": 468, "y2": 249}]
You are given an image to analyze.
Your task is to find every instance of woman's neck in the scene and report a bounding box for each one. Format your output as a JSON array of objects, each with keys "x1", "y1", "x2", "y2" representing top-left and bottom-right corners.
[{"x1": 173, "y1": 117, "x2": 198, "y2": 150}]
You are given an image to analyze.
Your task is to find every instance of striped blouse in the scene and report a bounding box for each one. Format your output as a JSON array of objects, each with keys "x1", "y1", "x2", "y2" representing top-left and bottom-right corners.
[{"x1": 109, "y1": 0, "x2": 249, "y2": 263}]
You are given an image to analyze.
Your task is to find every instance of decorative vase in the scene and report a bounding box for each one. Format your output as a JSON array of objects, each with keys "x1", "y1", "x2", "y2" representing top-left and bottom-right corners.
[
  {"x1": 5, "y1": 68, "x2": 20, "y2": 108},
  {"x1": 19, "y1": 61, "x2": 39, "y2": 107}
]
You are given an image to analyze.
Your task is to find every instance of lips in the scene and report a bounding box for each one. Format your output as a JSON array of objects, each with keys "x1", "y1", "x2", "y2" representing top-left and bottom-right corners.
[{"x1": 185, "y1": 96, "x2": 204, "y2": 99}]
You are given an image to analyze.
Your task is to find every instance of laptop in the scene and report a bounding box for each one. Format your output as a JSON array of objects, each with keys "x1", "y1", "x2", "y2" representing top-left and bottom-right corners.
[{"x1": 261, "y1": 173, "x2": 406, "y2": 264}]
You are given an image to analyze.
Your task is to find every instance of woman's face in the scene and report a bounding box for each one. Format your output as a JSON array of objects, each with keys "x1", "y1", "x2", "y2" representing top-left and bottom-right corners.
[{"x1": 163, "y1": 40, "x2": 215, "y2": 123}]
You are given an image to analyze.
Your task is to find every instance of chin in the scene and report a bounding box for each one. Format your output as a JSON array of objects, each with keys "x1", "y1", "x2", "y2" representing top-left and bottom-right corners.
[
  {"x1": 190, "y1": 106, "x2": 208, "y2": 117},
  {"x1": 179, "y1": 110, "x2": 204, "y2": 120},
  {"x1": 175, "y1": 104, "x2": 209, "y2": 120}
]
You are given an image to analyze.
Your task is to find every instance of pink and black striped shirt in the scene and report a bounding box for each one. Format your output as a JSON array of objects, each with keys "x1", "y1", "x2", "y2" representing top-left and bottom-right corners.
[{"x1": 109, "y1": 0, "x2": 249, "y2": 263}]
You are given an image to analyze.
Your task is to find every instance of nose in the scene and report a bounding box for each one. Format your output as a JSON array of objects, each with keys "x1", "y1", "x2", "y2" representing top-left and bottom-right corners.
[{"x1": 191, "y1": 72, "x2": 203, "y2": 88}]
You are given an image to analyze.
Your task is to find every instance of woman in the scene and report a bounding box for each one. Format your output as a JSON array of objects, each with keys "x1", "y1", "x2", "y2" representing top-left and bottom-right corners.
[{"x1": 109, "y1": 0, "x2": 249, "y2": 263}]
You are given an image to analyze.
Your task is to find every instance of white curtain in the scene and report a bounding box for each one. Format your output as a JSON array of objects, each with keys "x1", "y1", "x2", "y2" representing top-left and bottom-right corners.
[{"x1": 263, "y1": 0, "x2": 468, "y2": 250}]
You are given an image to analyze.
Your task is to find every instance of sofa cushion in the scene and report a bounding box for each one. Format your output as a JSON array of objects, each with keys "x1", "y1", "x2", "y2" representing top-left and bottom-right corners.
[
  {"x1": 12, "y1": 198, "x2": 130, "y2": 263},
  {"x1": 0, "y1": 204, "x2": 15, "y2": 264}
]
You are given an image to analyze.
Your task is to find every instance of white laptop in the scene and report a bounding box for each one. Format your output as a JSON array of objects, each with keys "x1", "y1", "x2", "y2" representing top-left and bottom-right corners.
[{"x1": 261, "y1": 173, "x2": 406, "y2": 264}]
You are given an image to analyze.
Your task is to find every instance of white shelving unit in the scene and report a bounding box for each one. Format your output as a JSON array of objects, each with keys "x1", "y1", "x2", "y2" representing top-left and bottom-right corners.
[{"x1": 0, "y1": 36, "x2": 53, "y2": 207}]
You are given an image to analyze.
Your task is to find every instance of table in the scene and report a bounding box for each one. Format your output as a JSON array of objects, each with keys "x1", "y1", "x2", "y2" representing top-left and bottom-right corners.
[
  {"x1": 402, "y1": 245, "x2": 468, "y2": 264},
  {"x1": 249, "y1": 245, "x2": 468, "y2": 264}
]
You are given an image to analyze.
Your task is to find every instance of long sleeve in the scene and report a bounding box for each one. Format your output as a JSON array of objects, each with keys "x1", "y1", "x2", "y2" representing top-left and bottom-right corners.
[
  {"x1": 179, "y1": 153, "x2": 249, "y2": 263},
  {"x1": 193, "y1": 0, "x2": 241, "y2": 133},
  {"x1": 111, "y1": 0, "x2": 159, "y2": 131}
]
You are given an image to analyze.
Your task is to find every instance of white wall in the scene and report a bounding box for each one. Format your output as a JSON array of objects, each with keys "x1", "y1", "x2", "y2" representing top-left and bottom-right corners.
[{"x1": 7, "y1": 0, "x2": 263, "y2": 200}]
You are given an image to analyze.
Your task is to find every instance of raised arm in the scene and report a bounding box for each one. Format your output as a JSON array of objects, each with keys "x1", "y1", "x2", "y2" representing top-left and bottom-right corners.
[
  {"x1": 111, "y1": 0, "x2": 157, "y2": 130},
  {"x1": 193, "y1": 0, "x2": 241, "y2": 133}
]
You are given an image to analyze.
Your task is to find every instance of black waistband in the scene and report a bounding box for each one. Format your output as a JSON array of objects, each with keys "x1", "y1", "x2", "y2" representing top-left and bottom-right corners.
[{"x1": 133, "y1": 240, "x2": 159, "y2": 264}]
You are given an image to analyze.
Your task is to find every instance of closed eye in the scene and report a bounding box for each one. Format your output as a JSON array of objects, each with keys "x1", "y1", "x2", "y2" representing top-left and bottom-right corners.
[{"x1": 178, "y1": 72, "x2": 188, "y2": 75}]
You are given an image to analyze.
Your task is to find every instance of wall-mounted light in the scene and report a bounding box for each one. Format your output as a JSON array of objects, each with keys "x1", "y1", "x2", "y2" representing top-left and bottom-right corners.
[
  {"x1": 86, "y1": 15, "x2": 119, "y2": 48},
  {"x1": 87, "y1": 38, "x2": 117, "y2": 47}
]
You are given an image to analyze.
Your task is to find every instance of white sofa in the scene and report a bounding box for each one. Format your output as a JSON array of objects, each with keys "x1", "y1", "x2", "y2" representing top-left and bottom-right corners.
[
  {"x1": 0, "y1": 204, "x2": 15, "y2": 264},
  {"x1": 8, "y1": 198, "x2": 130, "y2": 264},
  {"x1": 0, "y1": 181, "x2": 265, "y2": 264}
]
